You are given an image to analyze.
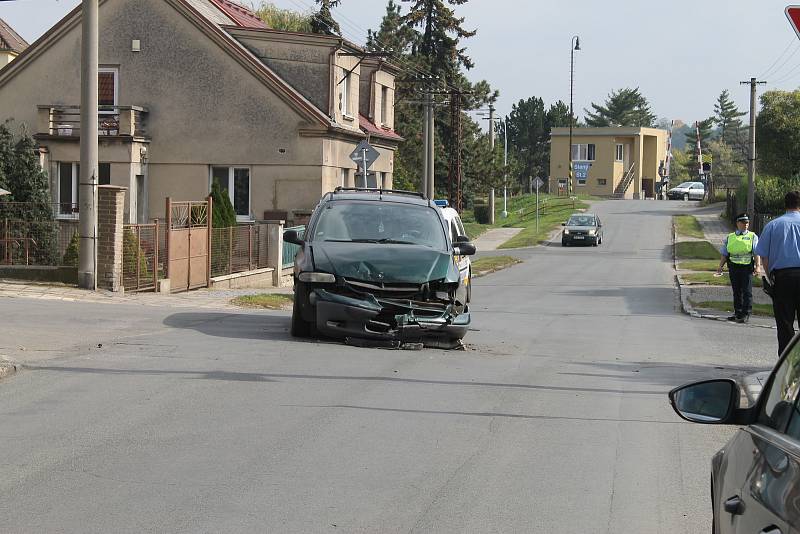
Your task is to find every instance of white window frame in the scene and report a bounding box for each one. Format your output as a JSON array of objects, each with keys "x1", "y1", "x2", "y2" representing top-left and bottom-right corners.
[
  {"x1": 615, "y1": 144, "x2": 624, "y2": 162},
  {"x1": 571, "y1": 143, "x2": 595, "y2": 161},
  {"x1": 340, "y1": 68, "x2": 352, "y2": 119},
  {"x1": 209, "y1": 166, "x2": 251, "y2": 222},
  {"x1": 98, "y1": 67, "x2": 119, "y2": 113},
  {"x1": 57, "y1": 162, "x2": 79, "y2": 219}
]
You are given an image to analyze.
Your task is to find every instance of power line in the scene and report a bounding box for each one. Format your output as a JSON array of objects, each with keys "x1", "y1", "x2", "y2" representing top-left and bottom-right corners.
[{"x1": 758, "y1": 37, "x2": 798, "y2": 79}]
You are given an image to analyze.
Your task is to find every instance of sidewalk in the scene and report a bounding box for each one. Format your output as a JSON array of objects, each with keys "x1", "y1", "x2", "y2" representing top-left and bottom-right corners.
[
  {"x1": 675, "y1": 203, "x2": 774, "y2": 328},
  {"x1": 0, "y1": 279, "x2": 293, "y2": 310},
  {"x1": 472, "y1": 227, "x2": 523, "y2": 251}
]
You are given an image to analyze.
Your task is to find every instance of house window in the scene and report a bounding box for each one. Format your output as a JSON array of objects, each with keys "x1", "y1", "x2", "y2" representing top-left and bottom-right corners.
[
  {"x1": 615, "y1": 144, "x2": 624, "y2": 162},
  {"x1": 98, "y1": 68, "x2": 118, "y2": 110},
  {"x1": 58, "y1": 162, "x2": 79, "y2": 216},
  {"x1": 211, "y1": 166, "x2": 250, "y2": 220},
  {"x1": 339, "y1": 68, "x2": 351, "y2": 117},
  {"x1": 99, "y1": 163, "x2": 111, "y2": 185},
  {"x1": 597, "y1": 178, "x2": 607, "y2": 186},
  {"x1": 571, "y1": 143, "x2": 595, "y2": 161},
  {"x1": 380, "y1": 86, "x2": 388, "y2": 125}
]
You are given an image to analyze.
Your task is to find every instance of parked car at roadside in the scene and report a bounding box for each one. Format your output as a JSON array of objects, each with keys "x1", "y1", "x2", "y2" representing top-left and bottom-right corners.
[
  {"x1": 436, "y1": 200, "x2": 472, "y2": 303},
  {"x1": 284, "y1": 188, "x2": 475, "y2": 348},
  {"x1": 668, "y1": 334, "x2": 800, "y2": 533},
  {"x1": 667, "y1": 181, "x2": 705, "y2": 201},
  {"x1": 561, "y1": 213, "x2": 603, "y2": 247}
]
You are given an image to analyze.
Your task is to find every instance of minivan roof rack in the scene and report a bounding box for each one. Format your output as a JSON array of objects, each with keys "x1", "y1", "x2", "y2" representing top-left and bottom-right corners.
[{"x1": 332, "y1": 186, "x2": 426, "y2": 199}]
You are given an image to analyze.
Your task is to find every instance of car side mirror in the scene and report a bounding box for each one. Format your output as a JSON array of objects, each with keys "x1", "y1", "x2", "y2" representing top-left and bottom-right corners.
[
  {"x1": 561, "y1": 222, "x2": 566, "y2": 226},
  {"x1": 283, "y1": 229, "x2": 304, "y2": 246},
  {"x1": 668, "y1": 379, "x2": 739, "y2": 424},
  {"x1": 454, "y1": 235, "x2": 470, "y2": 244},
  {"x1": 454, "y1": 240, "x2": 476, "y2": 256}
]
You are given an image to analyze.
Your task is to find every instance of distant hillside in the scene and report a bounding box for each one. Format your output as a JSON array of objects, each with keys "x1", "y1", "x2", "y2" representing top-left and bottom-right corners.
[{"x1": 669, "y1": 123, "x2": 691, "y2": 151}]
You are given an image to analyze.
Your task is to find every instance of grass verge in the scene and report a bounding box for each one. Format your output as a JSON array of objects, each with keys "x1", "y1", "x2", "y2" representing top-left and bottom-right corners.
[
  {"x1": 231, "y1": 293, "x2": 293, "y2": 309},
  {"x1": 472, "y1": 255, "x2": 521, "y2": 277},
  {"x1": 689, "y1": 299, "x2": 774, "y2": 317},
  {"x1": 682, "y1": 272, "x2": 762, "y2": 287},
  {"x1": 678, "y1": 260, "x2": 719, "y2": 271},
  {"x1": 461, "y1": 193, "x2": 596, "y2": 248},
  {"x1": 674, "y1": 215, "x2": 704, "y2": 239},
  {"x1": 675, "y1": 240, "x2": 719, "y2": 260}
]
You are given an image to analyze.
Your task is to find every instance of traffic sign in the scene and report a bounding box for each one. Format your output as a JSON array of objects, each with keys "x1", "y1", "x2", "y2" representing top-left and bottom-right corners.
[
  {"x1": 533, "y1": 177, "x2": 545, "y2": 191},
  {"x1": 350, "y1": 140, "x2": 380, "y2": 170},
  {"x1": 787, "y1": 6, "x2": 800, "y2": 39}
]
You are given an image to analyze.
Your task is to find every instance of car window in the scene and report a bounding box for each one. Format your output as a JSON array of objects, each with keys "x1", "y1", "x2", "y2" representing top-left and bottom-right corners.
[
  {"x1": 450, "y1": 220, "x2": 459, "y2": 243},
  {"x1": 312, "y1": 201, "x2": 447, "y2": 249},
  {"x1": 455, "y1": 216, "x2": 466, "y2": 238},
  {"x1": 567, "y1": 215, "x2": 595, "y2": 226},
  {"x1": 760, "y1": 340, "x2": 800, "y2": 432},
  {"x1": 676, "y1": 182, "x2": 693, "y2": 188}
]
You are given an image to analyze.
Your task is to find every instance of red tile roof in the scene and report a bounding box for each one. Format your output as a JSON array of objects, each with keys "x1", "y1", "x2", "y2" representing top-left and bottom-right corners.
[
  {"x1": 359, "y1": 114, "x2": 403, "y2": 142},
  {"x1": 0, "y1": 18, "x2": 28, "y2": 54},
  {"x1": 207, "y1": 0, "x2": 268, "y2": 29}
]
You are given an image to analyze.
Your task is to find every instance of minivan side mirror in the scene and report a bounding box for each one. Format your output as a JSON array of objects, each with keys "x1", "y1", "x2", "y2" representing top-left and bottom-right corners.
[
  {"x1": 561, "y1": 222, "x2": 566, "y2": 226},
  {"x1": 668, "y1": 379, "x2": 739, "y2": 424},
  {"x1": 453, "y1": 236, "x2": 476, "y2": 256},
  {"x1": 283, "y1": 229, "x2": 304, "y2": 246}
]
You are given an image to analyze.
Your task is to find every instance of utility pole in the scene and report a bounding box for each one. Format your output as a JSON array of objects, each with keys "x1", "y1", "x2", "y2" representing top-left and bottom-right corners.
[
  {"x1": 448, "y1": 88, "x2": 463, "y2": 211},
  {"x1": 78, "y1": 0, "x2": 99, "y2": 290},
  {"x1": 488, "y1": 104, "x2": 496, "y2": 224},
  {"x1": 740, "y1": 77, "x2": 766, "y2": 218},
  {"x1": 420, "y1": 88, "x2": 436, "y2": 199},
  {"x1": 502, "y1": 117, "x2": 508, "y2": 218},
  {"x1": 426, "y1": 91, "x2": 435, "y2": 200}
]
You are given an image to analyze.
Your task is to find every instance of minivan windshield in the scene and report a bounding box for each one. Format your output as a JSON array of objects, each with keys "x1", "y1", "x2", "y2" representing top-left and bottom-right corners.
[
  {"x1": 312, "y1": 201, "x2": 447, "y2": 249},
  {"x1": 567, "y1": 215, "x2": 596, "y2": 227},
  {"x1": 676, "y1": 182, "x2": 694, "y2": 188}
]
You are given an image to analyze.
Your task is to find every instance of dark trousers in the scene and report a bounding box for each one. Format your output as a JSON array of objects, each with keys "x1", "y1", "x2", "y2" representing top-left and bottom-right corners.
[
  {"x1": 773, "y1": 268, "x2": 800, "y2": 356},
  {"x1": 729, "y1": 263, "x2": 753, "y2": 318}
]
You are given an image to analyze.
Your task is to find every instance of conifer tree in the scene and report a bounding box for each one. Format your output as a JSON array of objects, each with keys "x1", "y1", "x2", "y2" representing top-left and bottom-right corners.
[
  {"x1": 584, "y1": 87, "x2": 656, "y2": 127},
  {"x1": 713, "y1": 89, "x2": 747, "y2": 145},
  {"x1": 311, "y1": 0, "x2": 341, "y2": 35}
]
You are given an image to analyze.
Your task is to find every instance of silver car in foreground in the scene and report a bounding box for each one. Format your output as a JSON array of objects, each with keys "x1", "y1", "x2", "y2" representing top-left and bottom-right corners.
[{"x1": 561, "y1": 213, "x2": 603, "y2": 246}]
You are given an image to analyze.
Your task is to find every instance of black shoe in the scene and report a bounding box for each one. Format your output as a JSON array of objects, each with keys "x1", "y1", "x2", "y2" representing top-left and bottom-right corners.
[
  {"x1": 737, "y1": 315, "x2": 750, "y2": 324},
  {"x1": 727, "y1": 315, "x2": 737, "y2": 321}
]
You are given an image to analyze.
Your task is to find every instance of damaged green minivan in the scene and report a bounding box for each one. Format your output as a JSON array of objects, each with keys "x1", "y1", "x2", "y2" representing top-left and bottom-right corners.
[{"x1": 284, "y1": 188, "x2": 476, "y2": 348}]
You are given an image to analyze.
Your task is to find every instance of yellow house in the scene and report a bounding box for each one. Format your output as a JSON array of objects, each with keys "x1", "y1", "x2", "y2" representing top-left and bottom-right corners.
[
  {"x1": 550, "y1": 127, "x2": 668, "y2": 199},
  {"x1": 0, "y1": 18, "x2": 28, "y2": 67}
]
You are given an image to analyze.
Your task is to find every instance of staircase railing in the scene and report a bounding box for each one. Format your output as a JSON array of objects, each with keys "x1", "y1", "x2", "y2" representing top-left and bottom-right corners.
[{"x1": 613, "y1": 163, "x2": 636, "y2": 197}]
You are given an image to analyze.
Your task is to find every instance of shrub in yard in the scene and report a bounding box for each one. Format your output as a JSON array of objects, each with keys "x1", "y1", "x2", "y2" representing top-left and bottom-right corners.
[
  {"x1": 62, "y1": 231, "x2": 79, "y2": 267},
  {"x1": 473, "y1": 203, "x2": 491, "y2": 224},
  {"x1": 123, "y1": 228, "x2": 149, "y2": 278},
  {"x1": 210, "y1": 180, "x2": 237, "y2": 276}
]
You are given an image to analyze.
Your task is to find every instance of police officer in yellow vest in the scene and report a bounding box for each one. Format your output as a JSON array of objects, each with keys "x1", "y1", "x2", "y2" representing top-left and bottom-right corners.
[{"x1": 716, "y1": 213, "x2": 762, "y2": 323}]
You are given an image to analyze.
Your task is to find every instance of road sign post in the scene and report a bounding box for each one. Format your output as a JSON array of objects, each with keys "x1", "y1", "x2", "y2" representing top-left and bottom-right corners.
[
  {"x1": 533, "y1": 177, "x2": 544, "y2": 236},
  {"x1": 350, "y1": 140, "x2": 380, "y2": 187}
]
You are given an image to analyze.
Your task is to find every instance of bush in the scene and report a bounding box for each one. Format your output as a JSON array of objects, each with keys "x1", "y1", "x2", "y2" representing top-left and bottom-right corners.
[
  {"x1": 473, "y1": 203, "x2": 491, "y2": 224},
  {"x1": 62, "y1": 232, "x2": 79, "y2": 267},
  {"x1": 736, "y1": 175, "x2": 800, "y2": 214},
  {"x1": 123, "y1": 228, "x2": 149, "y2": 278}
]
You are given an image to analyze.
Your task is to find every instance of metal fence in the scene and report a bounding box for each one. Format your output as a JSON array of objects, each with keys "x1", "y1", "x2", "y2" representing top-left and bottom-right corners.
[
  {"x1": 210, "y1": 223, "x2": 273, "y2": 278},
  {"x1": 725, "y1": 192, "x2": 777, "y2": 235},
  {"x1": 282, "y1": 226, "x2": 305, "y2": 269},
  {"x1": 122, "y1": 223, "x2": 162, "y2": 292},
  {"x1": 0, "y1": 202, "x2": 79, "y2": 266}
]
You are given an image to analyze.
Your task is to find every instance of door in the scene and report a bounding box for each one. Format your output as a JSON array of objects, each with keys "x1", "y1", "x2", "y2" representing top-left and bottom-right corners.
[{"x1": 715, "y1": 339, "x2": 800, "y2": 533}]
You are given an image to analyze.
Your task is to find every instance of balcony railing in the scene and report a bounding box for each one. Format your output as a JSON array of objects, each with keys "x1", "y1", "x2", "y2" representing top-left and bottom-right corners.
[{"x1": 37, "y1": 105, "x2": 149, "y2": 139}]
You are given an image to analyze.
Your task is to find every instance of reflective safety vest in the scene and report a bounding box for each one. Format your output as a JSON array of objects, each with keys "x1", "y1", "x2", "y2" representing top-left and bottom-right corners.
[{"x1": 726, "y1": 231, "x2": 755, "y2": 265}]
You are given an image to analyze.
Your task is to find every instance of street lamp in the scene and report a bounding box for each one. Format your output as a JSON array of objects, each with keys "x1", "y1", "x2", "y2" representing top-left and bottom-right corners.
[
  {"x1": 502, "y1": 117, "x2": 508, "y2": 218},
  {"x1": 569, "y1": 35, "x2": 580, "y2": 196}
]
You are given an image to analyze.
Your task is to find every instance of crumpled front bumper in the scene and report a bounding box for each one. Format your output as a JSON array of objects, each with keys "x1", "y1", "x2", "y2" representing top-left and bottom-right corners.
[{"x1": 310, "y1": 288, "x2": 470, "y2": 346}]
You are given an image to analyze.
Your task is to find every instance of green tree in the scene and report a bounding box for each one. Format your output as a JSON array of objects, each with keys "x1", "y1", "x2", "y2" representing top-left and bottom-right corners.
[
  {"x1": 707, "y1": 139, "x2": 746, "y2": 185},
  {"x1": 713, "y1": 89, "x2": 747, "y2": 146},
  {"x1": 584, "y1": 87, "x2": 657, "y2": 127},
  {"x1": 210, "y1": 180, "x2": 236, "y2": 229},
  {"x1": 401, "y1": 0, "x2": 476, "y2": 79},
  {"x1": 252, "y1": 2, "x2": 312, "y2": 32},
  {"x1": 367, "y1": 0, "x2": 417, "y2": 57},
  {"x1": 756, "y1": 89, "x2": 800, "y2": 179},
  {"x1": 311, "y1": 0, "x2": 341, "y2": 35},
  {"x1": 683, "y1": 117, "x2": 715, "y2": 152}
]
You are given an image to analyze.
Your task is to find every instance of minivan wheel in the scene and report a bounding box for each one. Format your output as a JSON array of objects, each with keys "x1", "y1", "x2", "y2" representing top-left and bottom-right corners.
[
  {"x1": 290, "y1": 282, "x2": 316, "y2": 337},
  {"x1": 683, "y1": 193, "x2": 689, "y2": 201}
]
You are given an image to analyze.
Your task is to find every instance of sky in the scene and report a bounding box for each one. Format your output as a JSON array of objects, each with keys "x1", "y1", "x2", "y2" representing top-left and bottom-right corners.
[{"x1": 3, "y1": 0, "x2": 800, "y2": 128}]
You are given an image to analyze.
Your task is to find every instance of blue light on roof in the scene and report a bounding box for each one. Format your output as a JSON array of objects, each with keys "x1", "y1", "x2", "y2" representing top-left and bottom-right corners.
[{"x1": 433, "y1": 199, "x2": 449, "y2": 207}]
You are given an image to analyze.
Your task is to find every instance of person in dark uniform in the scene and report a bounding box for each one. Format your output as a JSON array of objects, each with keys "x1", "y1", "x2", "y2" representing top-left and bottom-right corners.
[
  {"x1": 716, "y1": 213, "x2": 760, "y2": 323},
  {"x1": 755, "y1": 191, "x2": 800, "y2": 355}
]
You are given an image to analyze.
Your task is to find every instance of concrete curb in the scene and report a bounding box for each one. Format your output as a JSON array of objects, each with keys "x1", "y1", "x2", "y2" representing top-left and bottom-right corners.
[{"x1": 672, "y1": 221, "x2": 776, "y2": 330}]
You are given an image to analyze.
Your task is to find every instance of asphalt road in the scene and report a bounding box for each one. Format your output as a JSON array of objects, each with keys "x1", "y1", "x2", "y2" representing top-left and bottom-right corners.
[{"x1": 0, "y1": 200, "x2": 779, "y2": 533}]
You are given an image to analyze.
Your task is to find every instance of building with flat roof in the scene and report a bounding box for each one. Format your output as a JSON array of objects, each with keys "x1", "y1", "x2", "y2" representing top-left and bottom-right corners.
[{"x1": 550, "y1": 127, "x2": 668, "y2": 199}]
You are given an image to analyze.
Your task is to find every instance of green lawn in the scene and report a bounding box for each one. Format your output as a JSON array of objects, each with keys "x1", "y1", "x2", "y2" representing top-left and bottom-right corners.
[
  {"x1": 230, "y1": 293, "x2": 293, "y2": 309},
  {"x1": 675, "y1": 240, "x2": 720, "y2": 260},
  {"x1": 690, "y1": 299, "x2": 774, "y2": 317},
  {"x1": 472, "y1": 255, "x2": 521, "y2": 277},
  {"x1": 678, "y1": 260, "x2": 720, "y2": 271},
  {"x1": 682, "y1": 272, "x2": 762, "y2": 287},
  {"x1": 674, "y1": 215, "x2": 704, "y2": 239}
]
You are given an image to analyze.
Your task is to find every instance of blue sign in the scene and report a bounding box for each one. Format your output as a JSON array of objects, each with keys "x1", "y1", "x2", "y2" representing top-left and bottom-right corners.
[{"x1": 573, "y1": 162, "x2": 590, "y2": 179}]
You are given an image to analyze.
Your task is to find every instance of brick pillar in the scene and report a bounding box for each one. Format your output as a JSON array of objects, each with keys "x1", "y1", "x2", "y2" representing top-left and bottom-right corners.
[{"x1": 97, "y1": 185, "x2": 127, "y2": 291}]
